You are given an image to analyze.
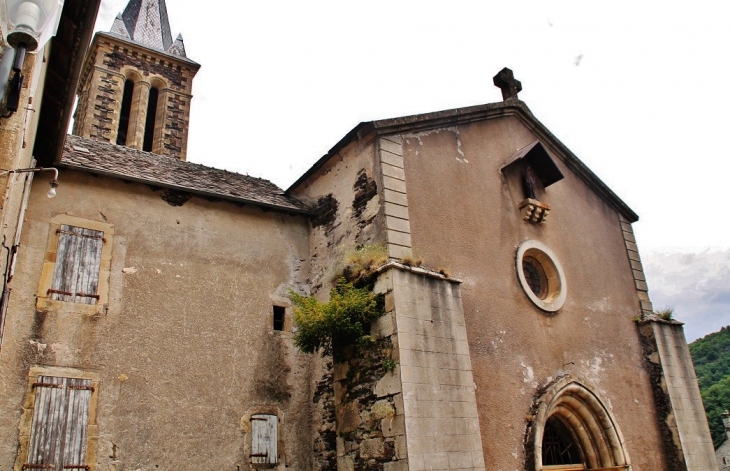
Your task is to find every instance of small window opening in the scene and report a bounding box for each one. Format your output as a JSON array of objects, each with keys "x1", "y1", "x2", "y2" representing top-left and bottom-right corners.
[
  {"x1": 143, "y1": 87, "x2": 159, "y2": 152},
  {"x1": 273, "y1": 306, "x2": 285, "y2": 331},
  {"x1": 542, "y1": 416, "x2": 583, "y2": 466},
  {"x1": 523, "y1": 256, "x2": 548, "y2": 299},
  {"x1": 116, "y1": 79, "x2": 134, "y2": 145}
]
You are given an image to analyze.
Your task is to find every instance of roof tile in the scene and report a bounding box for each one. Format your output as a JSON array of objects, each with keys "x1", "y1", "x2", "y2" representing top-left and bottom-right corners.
[{"x1": 61, "y1": 135, "x2": 310, "y2": 213}]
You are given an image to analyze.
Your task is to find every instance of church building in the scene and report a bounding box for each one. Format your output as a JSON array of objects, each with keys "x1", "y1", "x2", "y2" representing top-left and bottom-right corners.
[{"x1": 0, "y1": 1, "x2": 719, "y2": 470}]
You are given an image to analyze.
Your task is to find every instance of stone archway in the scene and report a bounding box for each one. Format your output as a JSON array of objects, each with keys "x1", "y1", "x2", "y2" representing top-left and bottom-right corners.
[{"x1": 526, "y1": 376, "x2": 631, "y2": 471}]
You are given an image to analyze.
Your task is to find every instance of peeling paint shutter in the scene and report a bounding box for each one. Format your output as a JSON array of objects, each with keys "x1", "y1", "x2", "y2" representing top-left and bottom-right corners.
[
  {"x1": 25, "y1": 376, "x2": 93, "y2": 470},
  {"x1": 50, "y1": 225, "x2": 103, "y2": 304},
  {"x1": 251, "y1": 414, "x2": 277, "y2": 465}
]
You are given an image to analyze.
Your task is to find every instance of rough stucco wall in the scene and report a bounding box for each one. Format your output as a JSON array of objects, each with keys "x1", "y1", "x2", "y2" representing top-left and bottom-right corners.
[
  {"x1": 289, "y1": 135, "x2": 382, "y2": 470},
  {"x1": 0, "y1": 48, "x2": 45, "y2": 315},
  {"x1": 400, "y1": 117, "x2": 669, "y2": 470},
  {"x1": 0, "y1": 171, "x2": 313, "y2": 470},
  {"x1": 291, "y1": 137, "x2": 382, "y2": 294}
]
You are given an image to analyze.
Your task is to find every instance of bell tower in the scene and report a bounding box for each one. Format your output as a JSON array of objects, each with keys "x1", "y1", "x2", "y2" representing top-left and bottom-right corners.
[{"x1": 72, "y1": 0, "x2": 199, "y2": 160}]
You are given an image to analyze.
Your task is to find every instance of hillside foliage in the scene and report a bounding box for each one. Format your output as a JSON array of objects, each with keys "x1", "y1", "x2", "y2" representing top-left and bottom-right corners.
[{"x1": 689, "y1": 325, "x2": 730, "y2": 447}]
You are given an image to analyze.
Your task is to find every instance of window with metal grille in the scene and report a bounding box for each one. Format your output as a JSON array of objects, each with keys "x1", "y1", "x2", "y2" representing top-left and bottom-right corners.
[
  {"x1": 24, "y1": 376, "x2": 94, "y2": 470},
  {"x1": 522, "y1": 256, "x2": 548, "y2": 300},
  {"x1": 542, "y1": 416, "x2": 584, "y2": 469},
  {"x1": 251, "y1": 414, "x2": 278, "y2": 465},
  {"x1": 49, "y1": 225, "x2": 104, "y2": 304}
]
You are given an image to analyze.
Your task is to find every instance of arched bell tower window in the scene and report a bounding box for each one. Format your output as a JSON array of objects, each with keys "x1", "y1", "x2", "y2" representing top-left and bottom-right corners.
[
  {"x1": 143, "y1": 86, "x2": 159, "y2": 152},
  {"x1": 527, "y1": 376, "x2": 631, "y2": 471},
  {"x1": 116, "y1": 79, "x2": 134, "y2": 145}
]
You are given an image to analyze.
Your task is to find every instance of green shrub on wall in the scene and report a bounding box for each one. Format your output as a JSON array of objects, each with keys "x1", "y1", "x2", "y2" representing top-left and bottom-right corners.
[{"x1": 290, "y1": 278, "x2": 383, "y2": 359}]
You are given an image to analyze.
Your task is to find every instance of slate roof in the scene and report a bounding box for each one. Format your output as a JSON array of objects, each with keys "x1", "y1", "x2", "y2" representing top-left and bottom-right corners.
[
  {"x1": 60, "y1": 135, "x2": 310, "y2": 214},
  {"x1": 110, "y1": 0, "x2": 186, "y2": 57}
]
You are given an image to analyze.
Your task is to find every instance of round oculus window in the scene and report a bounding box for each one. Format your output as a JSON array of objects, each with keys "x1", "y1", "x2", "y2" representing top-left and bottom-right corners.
[{"x1": 516, "y1": 240, "x2": 566, "y2": 312}]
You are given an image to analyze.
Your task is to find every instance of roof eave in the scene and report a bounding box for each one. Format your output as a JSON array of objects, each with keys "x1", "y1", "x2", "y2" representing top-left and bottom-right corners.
[
  {"x1": 287, "y1": 99, "x2": 639, "y2": 223},
  {"x1": 59, "y1": 162, "x2": 312, "y2": 215},
  {"x1": 285, "y1": 121, "x2": 374, "y2": 194},
  {"x1": 95, "y1": 31, "x2": 201, "y2": 69},
  {"x1": 32, "y1": 0, "x2": 103, "y2": 167},
  {"x1": 509, "y1": 102, "x2": 640, "y2": 223}
]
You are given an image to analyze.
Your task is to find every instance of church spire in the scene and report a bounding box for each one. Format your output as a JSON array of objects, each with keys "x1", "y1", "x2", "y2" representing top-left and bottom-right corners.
[
  {"x1": 73, "y1": 0, "x2": 199, "y2": 159},
  {"x1": 110, "y1": 0, "x2": 186, "y2": 57},
  {"x1": 168, "y1": 33, "x2": 186, "y2": 57}
]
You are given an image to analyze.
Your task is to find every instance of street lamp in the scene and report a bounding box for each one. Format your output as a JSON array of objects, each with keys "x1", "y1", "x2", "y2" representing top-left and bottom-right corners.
[
  {"x1": 4, "y1": 167, "x2": 59, "y2": 198},
  {"x1": 0, "y1": 0, "x2": 65, "y2": 115}
]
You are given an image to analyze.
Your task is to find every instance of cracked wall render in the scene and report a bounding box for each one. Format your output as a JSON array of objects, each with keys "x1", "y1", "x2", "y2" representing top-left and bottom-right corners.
[
  {"x1": 0, "y1": 170, "x2": 314, "y2": 470},
  {"x1": 290, "y1": 133, "x2": 386, "y2": 469},
  {"x1": 400, "y1": 117, "x2": 671, "y2": 470}
]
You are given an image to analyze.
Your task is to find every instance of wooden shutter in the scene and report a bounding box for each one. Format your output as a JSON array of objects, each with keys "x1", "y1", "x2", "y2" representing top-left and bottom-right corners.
[
  {"x1": 24, "y1": 376, "x2": 93, "y2": 470},
  {"x1": 50, "y1": 225, "x2": 103, "y2": 304},
  {"x1": 251, "y1": 414, "x2": 278, "y2": 465}
]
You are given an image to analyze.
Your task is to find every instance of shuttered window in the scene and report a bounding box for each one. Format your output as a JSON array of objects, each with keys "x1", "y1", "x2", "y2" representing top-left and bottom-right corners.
[
  {"x1": 24, "y1": 376, "x2": 94, "y2": 470},
  {"x1": 50, "y1": 225, "x2": 104, "y2": 304},
  {"x1": 251, "y1": 414, "x2": 278, "y2": 465}
]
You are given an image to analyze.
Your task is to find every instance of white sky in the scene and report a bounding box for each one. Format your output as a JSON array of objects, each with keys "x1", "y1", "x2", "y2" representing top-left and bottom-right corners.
[{"x1": 92, "y1": 1, "x2": 729, "y2": 337}]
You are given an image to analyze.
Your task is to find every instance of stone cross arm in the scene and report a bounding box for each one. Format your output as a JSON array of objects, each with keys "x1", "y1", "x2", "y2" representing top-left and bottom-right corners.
[{"x1": 493, "y1": 67, "x2": 522, "y2": 100}]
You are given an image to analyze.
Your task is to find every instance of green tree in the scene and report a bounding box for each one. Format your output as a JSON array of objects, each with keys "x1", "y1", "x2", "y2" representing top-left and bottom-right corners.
[{"x1": 689, "y1": 325, "x2": 730, "y2": 447}]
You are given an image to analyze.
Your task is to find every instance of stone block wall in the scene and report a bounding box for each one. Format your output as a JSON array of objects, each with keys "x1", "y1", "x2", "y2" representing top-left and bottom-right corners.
[
  {"x1": 72, "y1": 35, "x2": 198, "y2": 160},
  {"x1": 640, "y1": 319, "x2": 720, "y2": 470},
  {"x1": 312, "y1": 359, "x2": 337, "y2": 470},
  {"x1": 332, "y1": 335, "x2": 407, "y2": 471},
  {"x1": 389, "y1": 267, "x2": 485, "y2": 471},
  {"x1": 619, "y1": 214, "x2": 653, "y2": 314},
  {"x1": 378, "y1": 136, "x2": 413, "y2": 260},
  {"x1": 718, "y1": 416, "x2": 730, "y2": 471}
]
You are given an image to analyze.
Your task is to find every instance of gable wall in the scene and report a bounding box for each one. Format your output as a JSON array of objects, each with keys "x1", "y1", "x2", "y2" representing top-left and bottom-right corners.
[
  {"x1": 398, "y1": 116, "x2": 669, "y2": 469},
  {"x1": 290, "y1": 136, "x2": 383, "y2": 296},
  {"x1": 0, "y1": 171, "x2": 313, "y2": 470},
  {"x1": 289, "y1": 136, "x2": 383, "y2": 470}
]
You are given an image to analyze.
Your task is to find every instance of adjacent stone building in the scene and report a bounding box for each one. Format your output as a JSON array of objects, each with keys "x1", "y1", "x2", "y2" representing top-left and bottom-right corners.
[
  {"x1": 0, "y1": 1, "x2": 720, "y2": 470},
  {"x1": 718, "y1": 412, "x2": 730, "y2": 471}
]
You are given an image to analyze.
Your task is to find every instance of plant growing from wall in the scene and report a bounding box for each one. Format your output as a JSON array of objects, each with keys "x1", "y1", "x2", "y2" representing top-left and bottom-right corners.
[
  {"x1": 291, "y1": 245, "x2": 388, "y2": 359},
  {"x1": 654, "y1": 307, "x2": 674, "y2": 321},
  {"x1": 340, "y1": 244, "x2": 388, "y2": 288},
  {"x1": 382, "y1": 357, "x2": 397, "y2": 373},
  {"x1": 291, "y1": 278, "x2": 383, "y2": 359}
]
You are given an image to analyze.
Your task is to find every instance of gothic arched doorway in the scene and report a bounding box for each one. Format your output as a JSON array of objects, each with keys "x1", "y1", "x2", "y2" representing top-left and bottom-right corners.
[{"x1": 527, "y1": 376, "x2": 631, "y2": 471}]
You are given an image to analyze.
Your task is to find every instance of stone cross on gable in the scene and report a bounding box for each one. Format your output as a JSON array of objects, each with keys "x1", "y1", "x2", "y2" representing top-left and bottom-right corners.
[{"x1": 493, "y1": 67, "x2": 522, "y2": 100}]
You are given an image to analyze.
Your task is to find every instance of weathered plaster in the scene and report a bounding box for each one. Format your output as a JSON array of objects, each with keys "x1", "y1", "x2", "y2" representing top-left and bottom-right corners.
[
  {"x1": 0, "y1": 170, "x2": 314, "y2": 470},
  {"x1": 401, "y1": 115, "x2": 670, "y2": 469}
]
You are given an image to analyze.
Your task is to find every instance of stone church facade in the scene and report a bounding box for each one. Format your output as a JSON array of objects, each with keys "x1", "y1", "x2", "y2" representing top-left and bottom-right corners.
[{"x1": 0, "y1": 1, "x2": 719, "y2": 470}]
